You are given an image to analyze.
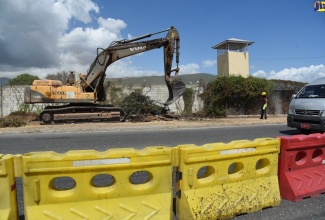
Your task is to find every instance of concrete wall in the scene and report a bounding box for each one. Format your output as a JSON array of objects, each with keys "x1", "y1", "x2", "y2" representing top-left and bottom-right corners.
[
  {"x1": 110, "y1": 85, "x2": 204, "y2": 114},
  {"x1": 0, "y1": 85, "x2": 204, "y2": 117},
  {"x1": 0, "y1": 85, "x2": 287, "y2": 117},
  {"x1": 0, "y1": 85, "x2": 26, "y2": 117}
]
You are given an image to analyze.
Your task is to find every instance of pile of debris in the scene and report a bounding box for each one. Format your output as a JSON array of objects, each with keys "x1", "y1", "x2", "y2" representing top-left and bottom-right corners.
[{"x1": 127, "y1": 113, "x2": 180, "y2": 122}]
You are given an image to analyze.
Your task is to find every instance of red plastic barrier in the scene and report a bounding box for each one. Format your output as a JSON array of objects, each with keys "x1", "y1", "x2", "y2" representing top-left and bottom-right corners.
[{"x1": 278, "y1": 133, "x2": 325, "y2": 201}]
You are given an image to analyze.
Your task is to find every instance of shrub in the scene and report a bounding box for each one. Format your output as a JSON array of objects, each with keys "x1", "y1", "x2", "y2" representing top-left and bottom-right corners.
[
  {"x1": 0, "y1": 117, "x2": 26, "y2": 127},
  {"x1": 120, "y1": 91, "x2": 166, "y2": 118},
  {"x1": 182, "y1": 88, "x2": 195, "y2": 116},
  {"x1": 0, "y1": 111, "x2": 38, "y2": 128},
  {"x1": 200, "y1": 76, "x2": 274, "y2": 117}
]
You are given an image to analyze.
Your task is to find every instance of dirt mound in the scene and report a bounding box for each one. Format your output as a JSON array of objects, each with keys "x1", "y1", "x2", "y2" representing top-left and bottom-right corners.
[{"x1": 0, "y1": 111, "x2": 38, "y2": 128}]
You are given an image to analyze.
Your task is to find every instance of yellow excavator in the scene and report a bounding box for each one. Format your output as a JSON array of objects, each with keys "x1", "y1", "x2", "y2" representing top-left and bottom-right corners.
[{"x1": 24, "y1": 26, "x2": 186, "y2": 124}]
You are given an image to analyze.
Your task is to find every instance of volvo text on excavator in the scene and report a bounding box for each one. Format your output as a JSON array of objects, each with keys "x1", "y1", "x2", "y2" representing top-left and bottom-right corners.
[{"x1": 24, "y1": 26, "x2": 186, "y2": 124}]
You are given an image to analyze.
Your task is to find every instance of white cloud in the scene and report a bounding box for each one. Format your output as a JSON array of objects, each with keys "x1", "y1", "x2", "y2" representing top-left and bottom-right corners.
[
  {"x1": 178, "y1": 63, "x2": 200, "y2": 75},
  {"x1": 0, "y1": 0, "x2": 64, "y2": 69},
  {"x1": 0, "y1": 0, "x2": 125, "y2": 79},
  {"x1": 55, "y1": 0, "x2": 99, "y2": 24},
  {"x1": 58, "y1": 26, "x2": 124, "y2": 69},
  {"x1": 202, "y1": 59, "x2": 216, "y2": 68},
  {"x1": 252, "y1": 64, "x2": 325, "y2": 83},
  {"x1": 98, "y1": 18, "x2": 127, "y2": 34},
  {"x1": 251, "y1": 70, "x2": 267, "y2": 78},
  {"x1": 0, "y1": 0, "x2": 193, "y2": 80}
]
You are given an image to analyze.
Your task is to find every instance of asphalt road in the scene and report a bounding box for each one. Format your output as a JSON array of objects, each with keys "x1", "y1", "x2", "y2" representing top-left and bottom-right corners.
[
  {"x1": 1, "y1": 124, "x2": 325, "y2": 220},
  {"x1": 0, "y1": 124, "x2": 298, "y2": 154}
]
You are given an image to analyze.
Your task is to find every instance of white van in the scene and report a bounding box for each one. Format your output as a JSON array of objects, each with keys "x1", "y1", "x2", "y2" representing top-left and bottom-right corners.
[{"x1": 287, "y1": 77, "x2": 325, "y2": 134}]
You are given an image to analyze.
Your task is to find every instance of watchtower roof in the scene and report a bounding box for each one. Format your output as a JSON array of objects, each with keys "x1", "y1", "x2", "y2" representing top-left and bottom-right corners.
[{"x1": 212, "y1": 38, "x2": 254, "y2": 50}]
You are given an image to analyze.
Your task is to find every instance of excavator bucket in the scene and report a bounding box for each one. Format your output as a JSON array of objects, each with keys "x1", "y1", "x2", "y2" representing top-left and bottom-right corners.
[{"x1": 165, "y1": 77, "x2": 186, "y2": 106}]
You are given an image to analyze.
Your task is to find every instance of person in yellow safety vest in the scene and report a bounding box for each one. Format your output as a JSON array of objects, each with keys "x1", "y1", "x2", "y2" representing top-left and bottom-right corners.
[{"x1": 260, "y1": 91, "x2": 268, "y2": 119}]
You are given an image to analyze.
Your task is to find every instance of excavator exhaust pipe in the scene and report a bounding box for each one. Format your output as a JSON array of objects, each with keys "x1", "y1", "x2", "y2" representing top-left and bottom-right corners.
[{"x1": 165, "y1": 77, "x2": 186, "y2": 106}]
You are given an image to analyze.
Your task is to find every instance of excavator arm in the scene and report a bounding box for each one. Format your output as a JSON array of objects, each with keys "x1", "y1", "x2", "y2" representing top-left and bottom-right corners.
[{"x1": 82, "y1": 26, "x2": 185, "y2": 105}]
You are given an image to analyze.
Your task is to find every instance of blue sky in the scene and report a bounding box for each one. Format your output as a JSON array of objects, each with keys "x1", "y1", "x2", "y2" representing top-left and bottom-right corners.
[{"x1": 0, "y1": 0, "x2": 324, "y2": 82}]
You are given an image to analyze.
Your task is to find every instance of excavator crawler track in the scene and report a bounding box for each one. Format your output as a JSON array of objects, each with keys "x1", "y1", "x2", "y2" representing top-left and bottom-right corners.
[{"x1": 39, "y1": 104, "x2": 125, "y2": 124}]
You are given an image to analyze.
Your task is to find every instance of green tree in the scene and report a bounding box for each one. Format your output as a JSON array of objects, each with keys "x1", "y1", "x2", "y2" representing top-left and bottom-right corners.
[
  {"x1": 7, "y1": 73, "x2": 39, "y2": 85},
  {"x1": 45, "y1": 71, "x2": 69, "y2": 84}
]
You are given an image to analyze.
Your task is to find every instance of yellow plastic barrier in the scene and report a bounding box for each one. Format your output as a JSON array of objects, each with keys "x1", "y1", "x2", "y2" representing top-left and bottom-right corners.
[
  {"x1": 176, "y1": 138, "x2": 281, "y2": 220},
  {"x1": 0, "y1": 154, "x2": 18, "y2": 220},
  {"x1": 19, "y1": 147, "x2": 177, "y2": 220}
]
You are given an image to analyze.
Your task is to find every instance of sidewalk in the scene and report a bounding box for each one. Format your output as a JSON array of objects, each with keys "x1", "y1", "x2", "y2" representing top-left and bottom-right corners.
[{"x1": 0, "y1": 115, "x2": 287, "y2": 135}]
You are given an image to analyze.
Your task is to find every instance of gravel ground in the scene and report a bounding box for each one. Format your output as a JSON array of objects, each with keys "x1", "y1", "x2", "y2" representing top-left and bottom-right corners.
[{"x1": 0, "y1": 115, "x2": 287, "y2": 134}]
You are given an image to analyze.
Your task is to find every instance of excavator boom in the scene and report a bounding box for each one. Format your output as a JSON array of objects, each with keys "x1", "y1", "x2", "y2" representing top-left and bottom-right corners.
[{"x1": 83, "y1": 26, "x2": 185, "y2": 105}]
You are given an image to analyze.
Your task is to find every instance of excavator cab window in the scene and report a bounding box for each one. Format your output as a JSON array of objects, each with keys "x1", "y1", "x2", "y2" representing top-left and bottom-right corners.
[{"x1": 67, "y1": 71, "x2": 75, "y2": 85}]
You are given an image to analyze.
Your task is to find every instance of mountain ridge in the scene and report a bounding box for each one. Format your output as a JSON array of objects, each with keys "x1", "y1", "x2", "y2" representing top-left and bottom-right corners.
[
  {"x1": 0, "y1": 77, "x2": 10, "y2": 85},
  {"x1": 109, "y1": 73, "x2": 216, "y2": 86}
]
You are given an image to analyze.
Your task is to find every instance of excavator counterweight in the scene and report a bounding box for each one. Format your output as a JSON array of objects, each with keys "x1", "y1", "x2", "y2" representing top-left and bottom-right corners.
[{"x1": 24, "y1": 26, "x2": 185, "y2": 124}]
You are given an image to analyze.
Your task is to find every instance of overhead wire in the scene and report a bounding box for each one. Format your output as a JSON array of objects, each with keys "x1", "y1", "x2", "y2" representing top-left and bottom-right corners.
[{"x1": 252, "y1": 56, "x2": 325, "y2": 61}]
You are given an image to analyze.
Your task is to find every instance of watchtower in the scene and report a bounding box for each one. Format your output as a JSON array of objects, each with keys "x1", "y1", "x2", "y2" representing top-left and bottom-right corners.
[{"x1": 212, "y1": 38, "x2": 254, "y2": 78}]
